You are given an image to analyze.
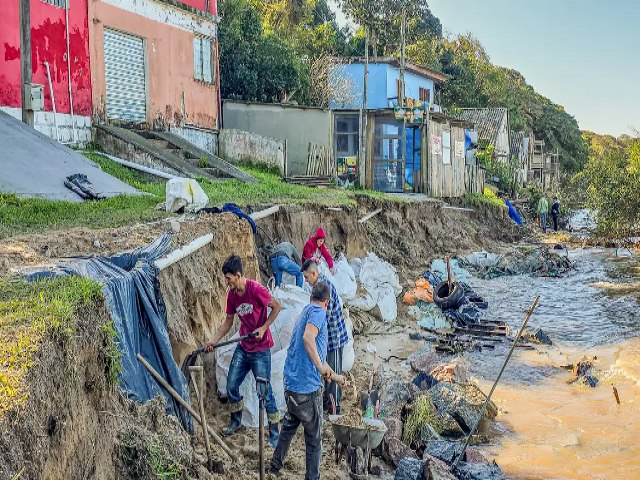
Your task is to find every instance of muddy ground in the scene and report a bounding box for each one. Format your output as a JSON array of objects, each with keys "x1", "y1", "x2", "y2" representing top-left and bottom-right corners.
[{"x1": 0, "y1": 199, "x2": 524, "y2": 479}]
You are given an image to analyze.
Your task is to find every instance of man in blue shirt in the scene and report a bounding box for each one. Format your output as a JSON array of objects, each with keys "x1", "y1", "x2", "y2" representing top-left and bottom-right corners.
[
  {"x1": 269, "y1": 282, "x2": 345, "y2": 480},
  {"x1": 301, "y1": 260, "x2": 349, "y2": 415}
]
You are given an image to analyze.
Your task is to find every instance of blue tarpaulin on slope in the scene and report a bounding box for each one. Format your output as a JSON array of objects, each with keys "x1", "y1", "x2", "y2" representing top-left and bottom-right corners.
[
  {"x1": 505, "y1": 199, "x2": 523, "y2": 225},
  {"x1": 22, "y1": 234, "x2": 192, "y2": 432}
]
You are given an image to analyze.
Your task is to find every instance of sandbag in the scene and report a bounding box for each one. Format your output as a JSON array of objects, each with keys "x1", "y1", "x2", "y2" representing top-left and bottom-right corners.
[
  {"x1": 166, "y1": 177, "x2": 209, "y2": 213},
  {"x1": 216, "y1": 339, "x2": 288, "y2": 428},
  {"x1": 349, "y1": 253, "x2": 402, "y2": 323},
  {"x1": 332, "y1": 254, "x2": 357, "y2": 300},
  {"x1": 342, "y1": 317, "x2": 355, "y2": 372}
]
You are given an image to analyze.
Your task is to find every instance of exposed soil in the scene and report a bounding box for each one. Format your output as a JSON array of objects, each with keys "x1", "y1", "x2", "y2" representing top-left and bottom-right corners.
[{"x1": 0, "y1": 198, "x2": 523, "y2": 479}]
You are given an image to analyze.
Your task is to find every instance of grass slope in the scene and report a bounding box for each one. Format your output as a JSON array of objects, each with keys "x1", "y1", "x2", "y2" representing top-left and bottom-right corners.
[
  {"x1": 0, "y1": 152, "x2": 393, "y2": 240},
  {"x1": 0, "y1": 277, "x2": 103, "y2": 417}
]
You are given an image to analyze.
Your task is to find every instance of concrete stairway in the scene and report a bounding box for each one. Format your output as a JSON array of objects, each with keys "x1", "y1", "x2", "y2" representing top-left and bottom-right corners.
[{"x1": 95, "y1": 124, "x2": 257, "y2": 183}]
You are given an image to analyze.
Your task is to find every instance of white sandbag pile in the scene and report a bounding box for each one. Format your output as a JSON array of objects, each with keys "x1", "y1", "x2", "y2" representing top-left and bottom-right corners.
[{"x1": 348, "y1": 252, "x2": 402, "y2": 323}]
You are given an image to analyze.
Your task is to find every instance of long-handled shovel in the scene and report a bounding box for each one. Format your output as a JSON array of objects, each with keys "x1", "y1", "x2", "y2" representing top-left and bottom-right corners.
[{"x1": 181, "y1": 332, "x2": 258, "y2": 383}]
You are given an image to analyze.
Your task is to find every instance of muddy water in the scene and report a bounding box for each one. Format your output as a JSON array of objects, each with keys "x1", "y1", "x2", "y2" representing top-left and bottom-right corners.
[{"x1": 461, "y1": 248, "x2": 640, "y2": 479}]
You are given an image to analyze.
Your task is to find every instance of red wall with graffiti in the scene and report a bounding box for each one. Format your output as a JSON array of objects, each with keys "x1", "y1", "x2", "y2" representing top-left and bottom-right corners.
[{"x1": 0, "y1": 0, "x2": 92, "y2": 116}]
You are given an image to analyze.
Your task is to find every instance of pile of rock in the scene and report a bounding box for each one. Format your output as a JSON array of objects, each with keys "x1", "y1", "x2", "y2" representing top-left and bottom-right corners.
[{"x1": 373, "y1": 349, "x2": 504, "y2": 479}]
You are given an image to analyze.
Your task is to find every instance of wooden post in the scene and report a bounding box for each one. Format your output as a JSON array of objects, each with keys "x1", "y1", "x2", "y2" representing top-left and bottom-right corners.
[
  {"x1": 190, "y1": 366, "x2": 213, "y2": 470},
  {"x1": 136, "y1": 354, "x2": 235, "y2": 460},
  {"x1": 19, "y1": 0, "x2": 34, "y2": 126}
]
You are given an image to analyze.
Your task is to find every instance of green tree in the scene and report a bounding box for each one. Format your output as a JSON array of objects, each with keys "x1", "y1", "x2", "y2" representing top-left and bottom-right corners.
[{"x1": 219, "y1": 0, "x2": 303, "y2": 102}]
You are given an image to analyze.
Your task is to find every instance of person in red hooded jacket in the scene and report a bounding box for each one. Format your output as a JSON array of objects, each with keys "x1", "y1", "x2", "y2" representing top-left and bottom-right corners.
[{"x1": 302, "y1": 228, "x2": 334, "y2": 273}]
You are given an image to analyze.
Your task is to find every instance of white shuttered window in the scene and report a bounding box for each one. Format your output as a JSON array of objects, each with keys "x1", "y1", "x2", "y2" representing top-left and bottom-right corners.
[{"x1": 194, "y1": 36, "x2": 214, "y2": 84}]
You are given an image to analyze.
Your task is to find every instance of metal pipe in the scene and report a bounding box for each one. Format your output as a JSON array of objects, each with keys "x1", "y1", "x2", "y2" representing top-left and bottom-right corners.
[
  {"x1": 452, "y1": 294, "x2": 540, "y2": 469},
  {"x1": 65, "y1": 0, "x2": 77, "y2": 144},
  {"x1": 99, "y1": 153, "x2": 177, "y2": 180},
  {"x1": 43, "y1": 61, "x2": 60, "y2": 143}
]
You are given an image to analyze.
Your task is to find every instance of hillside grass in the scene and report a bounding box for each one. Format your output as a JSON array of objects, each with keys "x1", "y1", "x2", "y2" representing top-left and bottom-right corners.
[
  {"x1": 0, "y1": 152, "x2": 395, "y2": 240},
  {"x1": 0, "y1": 277, "x2": 104, "y2": 417}
]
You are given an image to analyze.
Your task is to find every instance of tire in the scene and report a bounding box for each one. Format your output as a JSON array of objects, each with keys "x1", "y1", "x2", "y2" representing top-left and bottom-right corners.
[{"x1": 433, "y1": 281, "x2": 465, "y2": 310}]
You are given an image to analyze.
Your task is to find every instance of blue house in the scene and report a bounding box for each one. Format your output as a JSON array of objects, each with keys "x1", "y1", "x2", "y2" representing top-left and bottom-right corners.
[
  {"x1": 330, "y1": 58, "x2": 479, "y2": 195},
  {"x1": 329, "y1": 58, "x2": 448, "y2": 111}
]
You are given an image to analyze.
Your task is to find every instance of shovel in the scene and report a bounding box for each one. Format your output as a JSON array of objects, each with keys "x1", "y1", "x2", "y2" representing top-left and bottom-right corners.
[{"x1": 181, "y1": 332, "x2": 258, "y2": 382}]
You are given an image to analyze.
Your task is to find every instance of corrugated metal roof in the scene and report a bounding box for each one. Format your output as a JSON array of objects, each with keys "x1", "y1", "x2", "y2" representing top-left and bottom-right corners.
[
  {"x1": 447, "y1": 108, "x2": 508, "y2": 147},
  {"x1": 511, "y1": 131, "x2": 526, "y2": 159}
]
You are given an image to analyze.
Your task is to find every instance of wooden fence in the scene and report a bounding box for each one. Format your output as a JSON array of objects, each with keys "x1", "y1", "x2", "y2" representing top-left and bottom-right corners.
[{"x1": 464, "y1": 164, "x2": 486, "y2": 195}]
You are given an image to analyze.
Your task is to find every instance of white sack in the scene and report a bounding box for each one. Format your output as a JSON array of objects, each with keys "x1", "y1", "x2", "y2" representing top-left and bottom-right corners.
[
  {"x1": 165, "y1": 178, "x2": 209, "y2": 213},
  {"x1": 347, "y1": 252, "x2": 402, "y2": 323}
]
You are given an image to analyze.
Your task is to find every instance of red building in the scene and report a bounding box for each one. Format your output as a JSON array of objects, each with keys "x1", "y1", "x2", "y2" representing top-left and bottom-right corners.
[
  {"x1": 1, "y1": 0, "x2": 92, "y2": 143},
  {"x1": 1, "y1": 0, "x2": 220, "y2": 147}
]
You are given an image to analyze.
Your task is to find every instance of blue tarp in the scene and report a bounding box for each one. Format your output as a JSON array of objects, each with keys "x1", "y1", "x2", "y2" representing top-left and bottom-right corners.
[
  {"x1": 198, "y1": 202, "x2": 257, "y2": 234},
  {"x1": 505, "y1": 199, "x2": 523, "y2": 225},
  {"x1": 22, "y1": 234, "x2": 193, "y2": 432}
]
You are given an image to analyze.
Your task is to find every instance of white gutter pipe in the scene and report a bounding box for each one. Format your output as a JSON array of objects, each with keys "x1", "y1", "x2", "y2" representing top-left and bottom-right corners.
[
  {"x1": 100, "y1": 153, "x2": 177, "y2": 180},
  {"x1": 43, "y1": 61, "x2": 60, "y2": 143},
  {"x1": 65, "y1": 1, "x2": 77, "y2": 144},
  {"x1": 155, "y1": 205, "x2": 280, "y2": 271}
]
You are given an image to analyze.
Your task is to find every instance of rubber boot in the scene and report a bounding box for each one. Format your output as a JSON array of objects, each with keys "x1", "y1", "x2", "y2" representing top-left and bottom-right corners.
[
  {"x1": 267, "y1": 422, "x2": 279, "y2": 448},
  {"x1": 223, "y1": 411, "x2": 242, "y2": 436}
]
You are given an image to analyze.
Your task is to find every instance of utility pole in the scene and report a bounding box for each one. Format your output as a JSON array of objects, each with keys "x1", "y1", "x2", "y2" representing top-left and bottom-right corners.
[
  {"x1": 19, "y1": 0, "x2": 34, "y2": 126},
  {"x1": 400, "y1": 8, "x2": 407, "y2": 192},
  {"x1": 359, "y1": 28, "x2": 369, "y2": 189},
  {"x1": 399, "y1": 8, "x2": 406, "y2": 108}
]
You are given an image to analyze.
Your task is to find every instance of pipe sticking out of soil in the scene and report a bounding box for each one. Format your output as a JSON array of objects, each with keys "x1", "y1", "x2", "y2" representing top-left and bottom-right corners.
[{"x1": 155, "y1": 205, "x2": 281, "y2": 271}]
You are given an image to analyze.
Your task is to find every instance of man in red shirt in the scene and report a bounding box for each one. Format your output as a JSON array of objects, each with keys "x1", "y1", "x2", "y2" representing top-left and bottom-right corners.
[{"x1": 206, "y1": 255, "x2": 282, "y2": 447}]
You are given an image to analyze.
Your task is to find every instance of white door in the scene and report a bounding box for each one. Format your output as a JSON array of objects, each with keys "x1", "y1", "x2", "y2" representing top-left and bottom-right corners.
[
  {"x1": 104, "y1": 29, "x2": 147, "y2": 123},
  {"x1": 442, "y1": 130, "x2": 451, "y2": 165}
]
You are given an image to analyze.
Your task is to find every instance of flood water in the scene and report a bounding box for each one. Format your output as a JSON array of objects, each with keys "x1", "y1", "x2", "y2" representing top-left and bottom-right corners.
[{"x1": 462, "y1": 247, "x2": 640, "y2": 480}]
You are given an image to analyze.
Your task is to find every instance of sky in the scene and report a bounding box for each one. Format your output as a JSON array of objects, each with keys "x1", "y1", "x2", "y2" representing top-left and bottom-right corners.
[{"x1": 331, "y1": 0, "x2": 639, "y2": 136}]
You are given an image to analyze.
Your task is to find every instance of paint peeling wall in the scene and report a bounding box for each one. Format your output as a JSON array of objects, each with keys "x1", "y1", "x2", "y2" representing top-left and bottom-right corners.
[
  {"x1": 0, "y1": 0, "x2": 92, "y2": 116},
  {"x1": 90, "y1": 0, "x2": 220, "y2": 130}
]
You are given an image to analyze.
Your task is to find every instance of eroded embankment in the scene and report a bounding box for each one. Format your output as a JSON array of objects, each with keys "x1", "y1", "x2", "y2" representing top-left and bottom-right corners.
[{"x1": 0, "y1": 199, "x2": 521, "y2": 479}]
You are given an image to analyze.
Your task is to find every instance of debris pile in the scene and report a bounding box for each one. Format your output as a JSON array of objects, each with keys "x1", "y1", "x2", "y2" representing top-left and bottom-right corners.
[
  {"x1": 371, "y1": 355, "x2": 504, "y2": 480},
  {"x1": 405, "y1": 265, "x2": 509, "y2": 353},
  {"x1": 459, "y1": 247, "x2": 573, "y2": 279}
]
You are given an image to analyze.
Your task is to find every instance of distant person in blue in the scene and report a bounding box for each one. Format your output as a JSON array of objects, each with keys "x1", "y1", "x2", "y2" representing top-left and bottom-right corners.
[
  {"x1": 499, "y1": 192, "x2": 523, "y2": 225},
  {"x1": 551, "y1": 197, "x2": 561, "y2": 232},
  {"x1": 265, "y1": 241, "x2": 304, "y2": 288},
  {"x1": 269, "y1": 282, "x2": 346, "y2": 480}
]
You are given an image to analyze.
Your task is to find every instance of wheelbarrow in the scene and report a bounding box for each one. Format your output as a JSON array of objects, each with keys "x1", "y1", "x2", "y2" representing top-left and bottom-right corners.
[{"x1": 329, "y1": 415, "x2": 387, "y2": 479}]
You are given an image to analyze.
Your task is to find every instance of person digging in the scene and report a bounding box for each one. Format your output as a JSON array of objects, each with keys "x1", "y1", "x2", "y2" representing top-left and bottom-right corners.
[
  {"x1": 301, "y1": 260, "x2": 349, "y2": 415},
  {"x1": 205, "y1": 255, "x2": 282, "y2": 447},
  {"x1": 269, "y1": 281, "x2": 347, "y2": 480}
]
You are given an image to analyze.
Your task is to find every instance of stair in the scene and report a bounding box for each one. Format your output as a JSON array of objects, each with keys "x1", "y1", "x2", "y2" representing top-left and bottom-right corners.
[{"x1": 95, "y1": 124, "x2": 257, "y2": 184}]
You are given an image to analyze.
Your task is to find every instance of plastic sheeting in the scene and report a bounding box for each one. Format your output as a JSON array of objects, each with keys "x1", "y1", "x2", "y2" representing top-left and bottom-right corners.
[
  {"x1": 21, "y1": 234, "x2": 193, "y2": 432},
  {"x1": 430, "y1": 258, "x2": 472, "y2": 282},
  {"x1": 166, "y1": 177, "x2": 209, "y2": 213},
  {"x1": 348, "y1": 253, "x2": 402, "y2": 323}
]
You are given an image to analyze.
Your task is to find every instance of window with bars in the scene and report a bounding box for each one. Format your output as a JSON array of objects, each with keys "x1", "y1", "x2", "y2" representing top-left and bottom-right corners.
[
  {"x1": 42, "y1": 0, "x2": 67, "y2": 7},
  {"x1": 419, "y1": 87, "x2": 431, "y2": 103},
  {"x1": 194, "y1": 36, "x2": 215, "y2": 84}
]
